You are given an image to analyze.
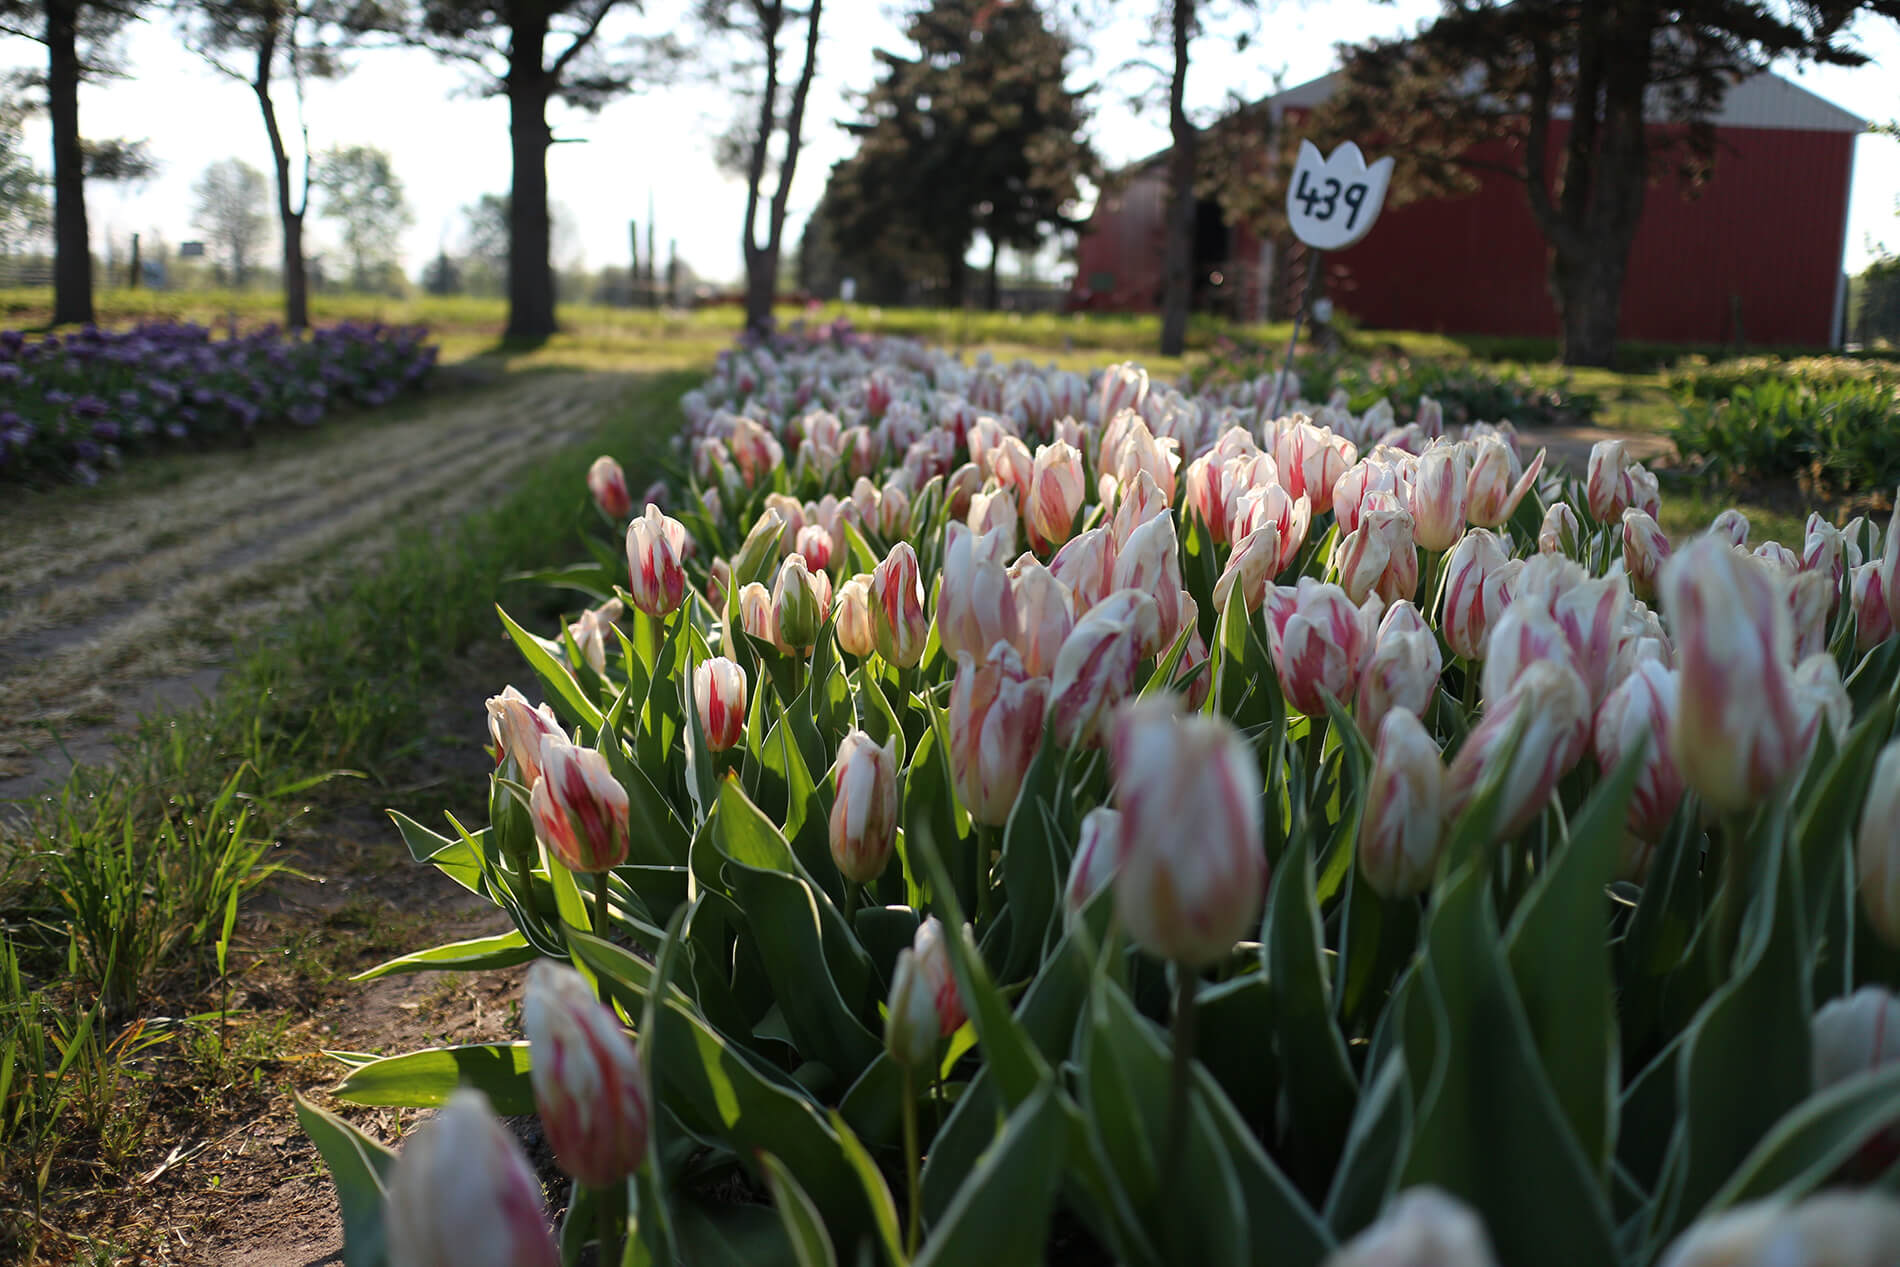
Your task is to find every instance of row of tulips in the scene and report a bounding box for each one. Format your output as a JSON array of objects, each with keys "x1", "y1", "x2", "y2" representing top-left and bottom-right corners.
[{"x1": 300, "y1": 330, "x2": 1900, "y2": 1267}]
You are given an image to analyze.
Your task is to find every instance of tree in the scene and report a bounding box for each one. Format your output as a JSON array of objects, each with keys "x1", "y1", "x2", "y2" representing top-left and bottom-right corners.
[
  {"x1": 698, "y1": 0, "x2": 824, "y2": 333},
  {"x1": 180, "y1": 0, "x2": 378, "y2": 328},
  {"x1": 0, "y1": 103, "x2": 48, "y2": 255},
  {"x1": 829, "y1": 0, "x2": 1094, "y2": 310},
  {"x1": 458, "y1": 191, "x2": 511, "y2": 294},
  {"x1": 0, "y1": 0, "x2": 142, "y2": 324},
  {"x1": 311, "y1": 143, "x2": 412, "y2": 291},
  {"x1": 192, "y1": 157, "x2": 272, "y2": 285},
  {"x1": 1319, "y1": 1, "x2": 1900, "y2": 368},
  {"x1": 370, "y1": 0, "x2": 676, "y2": 338}
]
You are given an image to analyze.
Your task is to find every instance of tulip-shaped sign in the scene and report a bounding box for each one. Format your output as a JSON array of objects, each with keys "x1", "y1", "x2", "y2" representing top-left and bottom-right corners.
[{"x1": 1287, "y1": 140, "x2": 1395, "y2": 251}]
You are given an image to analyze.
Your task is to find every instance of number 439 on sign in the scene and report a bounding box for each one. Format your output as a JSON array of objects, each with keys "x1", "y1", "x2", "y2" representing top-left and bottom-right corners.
[{"x1": 1287, "y1": 140, "x2": 1394, "y2": 251}]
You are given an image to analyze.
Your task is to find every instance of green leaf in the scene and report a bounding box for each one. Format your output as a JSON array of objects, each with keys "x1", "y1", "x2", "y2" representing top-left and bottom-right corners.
[
  {"x1": 499, "y1": 604, "x2": 604, "y2": 732},
  {"x1": 829, "y1": 1110, "x2": 908, "y2": 1267},
  {"x1": 759, "y1": 1151, "x2": 840, "y2": 1267},
  {"x1": 352, "y1": 930, "x2": 536, "y2": 981},
  {"x1": 1322, "y1": 1050, "x2": 1414, "y2": 1240},
  {"x1": 913, "y1": 1080, "x2": 1068, "y2": 1267},
  {"x1": 998, "y1": 728, "x2": 1069, "y2": 983},
  {"x1": 388, "y1": 810, "x2": 486, "y2": 896},
  {"x1": 509, "y1": 561, "x2": 619, "y2": 602},
  {"x1": 1702, "y1": 1063, "x2": 1900, "y2": 1216},
  {"x1": 295, "y1": 1091, "x2": 396, "y2": 1267},
  {"x1": 333, "y1": 1043, "x2": 536, "y2": 1115}
]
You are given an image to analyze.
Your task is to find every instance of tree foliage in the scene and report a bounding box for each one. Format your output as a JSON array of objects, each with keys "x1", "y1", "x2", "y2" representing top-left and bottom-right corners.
[
  {"x1": 311, "y1": 142, "x2": 412, "y2": 291},
  {"x1": 192, "y1": 156, "x2": 271, "y2": 284},
  {"x1": 0, "y1": 103, "x2": 48, "y2": 254}
]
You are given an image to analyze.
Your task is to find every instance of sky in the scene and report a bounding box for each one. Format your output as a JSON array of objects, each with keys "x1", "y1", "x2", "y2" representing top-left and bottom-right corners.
[{"x1": 10, "y1": 0, "x2": 1900, "y2": 287}]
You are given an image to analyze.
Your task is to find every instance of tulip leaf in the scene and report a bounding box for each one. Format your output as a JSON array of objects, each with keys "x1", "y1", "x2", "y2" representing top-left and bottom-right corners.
[
  {"x1": 906, "y1": 711, "x2": 974, "y2": 918},
  {"x1": 509, "y1": 561, "x2": 620, "y2": 602},
  {"x1": 351, "y1": 929, "x2": 536, "y2": 981},
  {"x1": 1194, "y1": 974, "x2": 1278, "y2": 1133},
  {"x1": 1615, "y1": 798, "x2": 1707, "y2": 1057},
  {"x1": 333, "y1": 1043, "x2": 536, "y2": 1116},
  {"x1": 1321, "y1": 1048, "x2": 1414, "y2": 1240},
  {"x1": 1400, "y1": 864, "x2": 1619, "y2": 1267},
  {"x1": 1702, "y1": 1062, "x2": 1900, "y2": 1218},
  {"x1": 998, "y1": 729, "x2": 1069, "y2": 983},
  {"x1": 388, "y1": 810, "x2": 486, "y2": 897},
  {"x1": 828, "y1": 1110, "x2": 908, "y2": 1267},
  {"x1": 498, "y1": 603, "x2": 605, "y2": 732},
  {"x1": 294, "y1": 1090, "x2": 395, "y2": 1267},
  {"x1": 672, "y1": 1200, "x2": 800, "y2": 1267},
  {"x1": 913, "y1": 1080, "x2": 1069, "y2": 1267},
  {"x1": 1793, "y1": 697, "x2": 1897, "y2": 977},
  {"x1": 755, "y1": 713, "x2": 840, "y2": 905},
  {"x1": 759, "y1": 1151, "x2": 840, "y2": 1267}
]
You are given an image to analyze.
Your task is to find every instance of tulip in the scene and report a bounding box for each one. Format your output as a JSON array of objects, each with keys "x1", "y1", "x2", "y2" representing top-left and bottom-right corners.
[
  {"x1": 1323, "y1": 1187, "x2": 1498, "y2": 1267},
  {"x1": 587, "y1": 455, "x2": 632, "y2": 519},
  {"x1": 731, "y1": 507, "x2": 786, "y2": 585},
  {"x1": 948, "y1": 643, "x2": 1050, "y2": 826},
  {"x1": 1586, "y1": 440, "x2": 1632, "y2": 522},
  {"x1": 1659, "y1": 538, "x2": 1810, "y2": 813},
  {"x1": 1332, "y1": 455, "x2": 1407, "y2": 538},
  {"x1": 1621, "y1": 508, "x2": 1671, "y2": 601},
  {"x1": 829, "y1": 730, "x2": 899, "y2": 884},
  {"x1": 1883, "y1": 494, "x2": 1900, "y2": 630},
  {"x1": 1232, "y1": 480, "x2": 1312, "y2": 576},
  {"x1": 1009, "y1": 556, "x2": 1075, "y2": 678},
  {"x1": 1538, "y1": 501, "x2": 1582, "y2": 555},
  {"x1": 937, "y1": 522, "x2": 1019, "y2": 662},
  {"x1": 764, "y1": 494, "x2": 807, "y2": 553},
  {"x1": 1440, "y1": 528, "x2": 1517, "y2": 660},
  {"x1": 1185, "y1": 452, "x2": 1239, "y2": 544},
  {"x1": 522, "y1": 962, "x2": 650, "y2": 1187},
  {"x1": 1592, "y1": 659, "x2": 1686, "y2": 846},
  {"x1": 1853, "y1": 561, "x2": 1895, "y2": 651},
  {"x1": 987, "y1": 433, "x2": 1035, "y2": 504},
  {"x1": 625, "y1": 505, "x2": 689, "y2": 617},
  {"x1": 1753, "y1": 540, "x2": 1800, "y2": 573},
  {"x1": 530, "y1": 738, "x2": 631, "y2": 874},
  {"x1": 1333, "y1": 505, "x2": 1419, "y2": 607},
  {"x1": 967, "y1": 486, "x2": 1019, "y2": 544},
  {"x1": 1213, "y1": 523, "x2": 1282, "y2": 616},
  {"x1": 1275, "y1": 420, "x2": 1355, "y2": 514},
  {"x1": 1709, "y1": 507, "x2": 1750, "y2": 548},
  {"x1": 1514, "y1": 558, "x2": 1631, "y2": 705},
  {"x1": 728, "y1": 416, "x2": 784, "y2": 487},
  {"x1": 1355, "y1": 600, "x2": 1442, "y2": 739},
  {"x1": 693, "y1": 657, "x2": 748, "y2": 752},
  {"x1": 1446, "y1": 658, "x2": 1591, "y2": 839},
  {"x1": 1265, "y1": 578, "x2": 1381, "y2": 718},
  {"x1": 1786, "y1": 569, "x2": 1833, "y2": 662},
  {"x1": 1111, "y1": 698, "x2": 1266, "y2": 966},
  {"x1": 486, "y1": 686, "x2": 565, "y2": 787},
  {"x1": 1410, "y1": 440, "x2": 1470, "y2": 551},
  {"x1": 1049, "y1": 526, "x2": 1117, "y2": 614},
  {"x1": 910, "y1": 916, "x2": 968, "y2": 1037},
  {"x1": 1358, "y1": 711, "x2": 1446, "y2": 899},
  {"x1": 1046, "y1": 592, "x2": 1157, "y2": 747},
  {"x1": 871, "y1": 543, "x2": 929, "y2": 668},
  {"x1": 1109, "y1": 468, "x2": 1170, "y2": 551},
  {"x1": 1466, "y1": 439, "x2": 1545, "y2": 528},
  {"x1": 386, "y1": 1089, "x2": 560, "y2": 1267},
  {"x1": 1812, "y1": 985, "x2": 1900, "y2": 1091},
  {"x1": 1109, "y1": 416, "x2": 1179, "y2": 505},
  {"x1": 566, "y1": 604, "x2": 617, "y2": 676},
  {"x1": 738, "y1": 580, "x2": 787, "y2": 653},
  {"x1": 1025, "y1": 441, "x2": 1086, "y2": 552},
  {"x1": 1626, "y1": 463, "x2": 1661, "y2": 520},
  {"x1": 794, "y1": 523, "x2": 835, "y2": 574},
  {"x1": 885, "y1": 947, "x2": 941, "y2": 1070},
  {"x1": 834, "y1": 573, "x2": 877, "y2": 658},
  {"x1": 772, "y1": 555, "x2": 828, "y2": 651},
  {"x1": 1853, "y1": 743, "x2": 1900, "y2": 944},
  {"x1": 1096, "y1": 362, "x2": 1149, "y2": 427},
  {"x1": 1657, "y1": 1192, "x2": 1900, "y2": 1267},
  {"x1": 1480, "y1": 603, "x2": 1576, "y2": 711},
  {"x1": 1802, "y1": 516, "x2": 1848, "y2": 589},
  {"x1": 877, "y1": 478, "x2": 913, "y2": 539},
  {"x1": 698, "y1": 485, "x2": 725, "y2": 533},
  {"x1": 1091, "y1": 588, "x2": 1165, "y2": 659},
  {"x1": 1112, "y1": 512, "x2": 1187, "y2": 648},
  {"x1": 1065, "y1": 806, "x2": 1123, "y2": 915}
]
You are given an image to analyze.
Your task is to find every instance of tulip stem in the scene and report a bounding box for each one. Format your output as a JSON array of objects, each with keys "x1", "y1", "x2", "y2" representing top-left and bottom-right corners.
[
  {"x1": 1164, "y1": 966, "x2": 1200, "y2": 1183},
  {"x1": 595, "y1": 869, "x2": 613, "y2": 939},
  {"x1": 903, "y1": 1065, "x2": 923, "y2": 1258},
  {"x1": 595, "y1": 1183, "x2": 620, "y2": 1267},
  {"x1": 974, "y1": 824, "x2": 997, "y2": 928}
]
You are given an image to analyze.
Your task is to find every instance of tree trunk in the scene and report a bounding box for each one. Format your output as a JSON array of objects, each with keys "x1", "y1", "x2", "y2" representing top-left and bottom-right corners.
[
  {"x1": 985, "y1": 235, "x2": 1000, "y2": 311},
  {"x1": 943, "y1": 244, "x2": 966, "y2": 308},
  {"x1": 506, "y1": 7, "x2": 557, "y2": 340},
  {"x1": 743, "y1": 253, "x2": 776, "y2": 332},
  {"x1": 46, "y1": 0, "x2": 92, "y2": 327},
  {"x1": 254, "y1": 32, "x2": 310, "y2": 330},
  {"x1": 1550, "y1": 243, "x2": 1625, "y2": 367},
  {"x1": 1157, "y1": 0, "x2": 1195, "y2": 357}
]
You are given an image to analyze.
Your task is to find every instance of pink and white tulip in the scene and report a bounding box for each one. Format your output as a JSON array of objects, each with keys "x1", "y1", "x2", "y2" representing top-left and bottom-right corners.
[
  {"x1": 948, "y1": 642, "x2": 1050, "y2": 827},
  {"x1": 522, "y1": 961, "x2": 650, "y2": 1186},
  {"x1": 530, "y1": 738, "x2": 631, "y2": 874},
  {"x1": 829, "y1": 730, "x2": 900, "y2": 883},
  {"x1": 386, "y1": 1089, "x2": 560, "y2": 1267},
  {"x1": 626, "y1": 505, "x2": 689, "y2": 617},
  {"x1": 1265, "y1": 578, "x2": 1381, "y2": 718},
  {"x1": 871, "y1": 542, "x2": 929, "y2": 668},
  {"x1": 1025, "y1": 441, "x2": 1086, "y2": 552},
  {"x1": 587, "y1": 455, "x2": 632, "y2": 519},
  {"x1": 1358, "y1": 710, "x2": 1446, "y2": 899},
  {"x1": 693, "y1": 657, "x2": 748, "y2": 752}
]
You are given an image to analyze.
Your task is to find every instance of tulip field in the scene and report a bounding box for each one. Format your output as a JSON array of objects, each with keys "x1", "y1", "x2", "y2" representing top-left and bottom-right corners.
[{"x1": 280, "y1": 321, "x2": 1900, "y2": 1267}]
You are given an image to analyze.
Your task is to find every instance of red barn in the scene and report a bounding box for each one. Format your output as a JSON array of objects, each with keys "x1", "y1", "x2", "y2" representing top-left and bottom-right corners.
[{"x1": 1071, "y1": 69, "x2": 1864, "y2": 348}]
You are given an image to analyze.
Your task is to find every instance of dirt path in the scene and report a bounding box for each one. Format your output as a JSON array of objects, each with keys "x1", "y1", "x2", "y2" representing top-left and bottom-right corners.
[{"x1": 0, "y1": 371, "x2": 633, "y2": 801}]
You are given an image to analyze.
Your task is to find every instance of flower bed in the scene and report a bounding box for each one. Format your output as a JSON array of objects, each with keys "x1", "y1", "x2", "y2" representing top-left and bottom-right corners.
[
  {"x1": 0, "y1": 320, "x2": 438, "y2": 485},
  {"x1": 301, "y1": 328, "x2": 1900, "y2": 1266},
  {"x1": 1673, "y1": 375, "x2": 1900, "y2": 497}
]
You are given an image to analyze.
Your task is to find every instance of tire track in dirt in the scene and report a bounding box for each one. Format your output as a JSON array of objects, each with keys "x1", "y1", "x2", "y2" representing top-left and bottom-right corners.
[{"x1": 0, "y1": 371, "x2": 634, "y2": 784}]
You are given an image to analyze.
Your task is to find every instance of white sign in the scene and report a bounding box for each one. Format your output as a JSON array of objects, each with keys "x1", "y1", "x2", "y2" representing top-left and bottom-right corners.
[{"x1": 1286, "y1": 141, "x2": 1394, "y2": 251}]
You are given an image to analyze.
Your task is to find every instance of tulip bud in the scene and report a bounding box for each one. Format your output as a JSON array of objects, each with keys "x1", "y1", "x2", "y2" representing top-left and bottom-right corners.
[
  {"x1": 693, "y1": 657, "x2": 748, "y2": 752},
  {"x1": 1009, "y1": 556, "x2": 1075, "y2": 677},
  {"x1": 1709, "y1": 507, "x2": 1750, "y2": 548},
  {"x1": 1657, "y1": 1192, "x2": 1900, "y2": 1267},
  {"x1": 1266, "y1": 578, "x2": 1381, "y2": 718},
  {"x1": 1621, "y1": 508, "x2": 1672, "y2": 601},
  {"x1": 763, "y1": 494, "x2": 807, "y2": 554},
  {"x1": 1466, "y1": 440, "x2": 1544, "y2": 528},
  {"x1": 794, "y1": 523, "x2": 835, "y2": 574},
  {"x1": 386, "y1": 1089, "x2": 560, "y2": 1267},
  {"x1": 1660, "y1": 538, "x2": 1809, "y2": 813},
  {"x1": 949, "y1": 642, "x2": 1050, "y2": 826},
  {"x1": 1538, "y1": 502, "x2": 1582, "y2": 556},
  {"x1": 967, "y1": 486, "x2": 1019, "y2": 545},
  {"x1": 1110, "y1": 468, "x2": 1170, "y2": 551},
  {"x1": 1335, "y1": 505, "x2": 1419, "y2": 607},
  {"x1": 1275, "y1": 420, "x2": 1355, "y2": 514},
  {"x1": 1358, "y1": 711, "x2": 1446, "y2": 899},
  {"x1": 829, "y1": 730, "x2": 899, "y2": 883},
  {"x1": 1109, "y1": 417, "x2": 1179, "y2": 506},
  {"x1": 1324, "y1": 1187, "x2": 1499, "y2": 1267},
  {"x1": 1049, "y1": 526, "x2": 1117, "y2": 614},
  {"x1": 1516, "y1": 560, "x2": 1631, "y2": 705},
  {"x1": 877, "y1": 479, "x2": 912, "y2": 540},
  {"x1": 1232, "y1": 480, "x2": 1311, "y2": 576},
  {"x1": 1356, "y1": 600, "x2": 1442, "y2": 739},
  {"x1": 938, "y1": 522, "x2": 1019, "y2": 662},
  {"x1": 530, "y1": 739, "x2": 631, "y2": 874},
  {"x1": 1090, "y1": 588, "x2": 1165, "y2": 660},
  {"x1": 699, "y1": 485, "x2": 725, "y2": 532},
  {"x1": 486, "y1": 686, "x2": 564, "y2": 787},
  {"x1": 1854, "y1": 561, "x2": 1896, "y2": 652},
  {"x1": 1586, "y1": 440, "x2": 1631, "y2": 522},
  {"x1": 1410, "y1": 441, "x2": 1470, "y2": 551},
  {"x1": 1813, "y1": 985, "x2": 1900, "y2": 1092},
  {"x1": 1447, "y1": 659, "x2": 1591, "y2": 839},
  {"x1": 731, "y1": 507, "x2": 786, "y2": 585},
  {"x1": 1026, "y1": 441, "x2": 1086, "y2": 552},
  {"x1": 738, "y1": 580, "x2": 787, "y2": 653},
  {"x1": 1065, "y1": 807, "x2": 1123, "y2": 916},
  {"x1": 522, "y1": 962, "x2": 650, "y2": 1186},
  {"x1": 885, "y1": 948, "x2": 941, "y2": 1069},
  {"x1": 1754, "y1": 539, "x2": 1800, "y2": 573},
  {"x1": 706, "y1": 556, "x2": 732, "y2": 608},
  {"x1": 587, "y1": 455, "x2": 633, "y2": 519},
  {"x1": 1592, "y1": 659, "x2": 1686, "y2": 847},
  {"x1": 626, "y1": 505, "x2": 689, "y2": 617},
  {"x1": 1883, "y1": 494, "x2": 1900, "y2": 631},
  {"x1": 565, "y1": 602, "x2": 620, "y2": 676},
  {"x1": 1856, "y1": 745, "x2": 1900, "y2": 953},
  {"x1": 728, "y1": 416, "x2": 784, "y2": 487},
  {"x1": 987, "y1": 433, "x2": 1035, "y2": 504},
  {"x1": 1111, "y1": 698, "x2": 1266, "y2": 966},
  {"x1": 911, "y1": 916, "x2": 967, "y2": 1036},
  {"x1": 1332, "y1": 455, "x2": 1407, "y2": 538},
  {"x1": 1480, "y1": 603, "x2": 1575, "y2": 711},
  {"x1": 1185, "y1": 452, "x2": 1238, "y2": 545},
  {"x1": 1046, "y1": 592, "x2": 1157, "y2": 748},
  {"x1": 1112, "y1": 512, "x2": 1187, "y2": 648},
  {"x1": 1803, "y1": 516, "x2": 1849, "y2": 590},
  {"x1": 1440, "y1": 528, "x2": 1516, "y2": 660},
  {"x1": 771, "y1": 555, "x2": 827, "y2": 651},
  {"x1": 870, "y1": 542, "x2": 929, "y2": 668},
  {"x1": 834, "y1": 573, "x2": 877, "y2": 658}
]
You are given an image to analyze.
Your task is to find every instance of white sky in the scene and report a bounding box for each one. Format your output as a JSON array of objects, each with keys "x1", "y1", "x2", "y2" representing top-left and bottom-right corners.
[{"x1": 10, "y1": 0, "x2": 1900, "y2": 286}]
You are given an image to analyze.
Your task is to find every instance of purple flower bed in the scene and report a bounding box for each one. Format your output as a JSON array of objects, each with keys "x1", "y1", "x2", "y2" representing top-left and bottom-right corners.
[{"x1": 0, "y1": 320, "x2": 440, "y2": 485}]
